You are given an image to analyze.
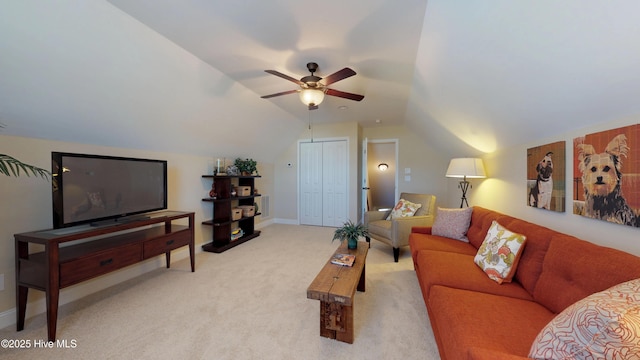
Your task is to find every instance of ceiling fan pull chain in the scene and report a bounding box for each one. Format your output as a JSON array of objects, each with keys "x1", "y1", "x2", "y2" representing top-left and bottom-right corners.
[{"x1": 308, "y1": 109, "x2": 314, "y2": 143}]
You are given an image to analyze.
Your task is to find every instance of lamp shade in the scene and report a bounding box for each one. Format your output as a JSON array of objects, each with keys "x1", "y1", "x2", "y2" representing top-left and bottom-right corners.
[
  {"x1": 299, "y1": 88, "x2": 325, "y2": 107},
  {"x1": 445, "y1": 158, "x2": 486, "y2": 179}
]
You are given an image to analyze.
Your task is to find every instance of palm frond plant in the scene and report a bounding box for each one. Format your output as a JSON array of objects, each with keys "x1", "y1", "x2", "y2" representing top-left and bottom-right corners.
[
  {"x1": 332, "y1": 220, "x2": 369, "y2": 249},
  {"x1": 1, "y1": 123, "x2": 50, "y2": 180},
  {"x1": 0, "y1": 154, "x2": 50, "y2": 180}
]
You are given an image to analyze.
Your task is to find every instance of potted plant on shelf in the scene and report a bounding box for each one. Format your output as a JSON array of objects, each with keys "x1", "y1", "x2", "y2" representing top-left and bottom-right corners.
[
  {"x1": 332, "y1": 220, "x2": 369, "y2": 250},
  {"x1": 234, "y1": 158, "x2": 257, "y2": 176}
]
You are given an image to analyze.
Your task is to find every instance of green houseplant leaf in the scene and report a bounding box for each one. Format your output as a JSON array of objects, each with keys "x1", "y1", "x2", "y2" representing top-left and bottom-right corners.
[
  {"x1": 234, "y1": 158, "x2": 257, "y2": 175},
  {"x1": 0, "y1": 154, "x2": 50, "y2": 180},
  {"x1": 332, "y1": 220, "x2": 370, "y2": 243}
]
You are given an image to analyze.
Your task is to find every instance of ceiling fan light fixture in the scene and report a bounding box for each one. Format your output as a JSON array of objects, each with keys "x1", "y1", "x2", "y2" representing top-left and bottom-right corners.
[{"x1": 299, "y1": 88, "x2": 325, "y2": 107}]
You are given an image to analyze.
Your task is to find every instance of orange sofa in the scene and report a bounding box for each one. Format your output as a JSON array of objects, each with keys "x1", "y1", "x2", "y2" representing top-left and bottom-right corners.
[{"x1": 409, "y1": 206, "x2": 640, "y2": 360}]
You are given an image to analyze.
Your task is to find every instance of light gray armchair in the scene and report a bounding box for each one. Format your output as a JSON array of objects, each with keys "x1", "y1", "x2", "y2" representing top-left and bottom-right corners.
[{"x1": 364, "y1": 193, "x2": 436, "y2": 262}]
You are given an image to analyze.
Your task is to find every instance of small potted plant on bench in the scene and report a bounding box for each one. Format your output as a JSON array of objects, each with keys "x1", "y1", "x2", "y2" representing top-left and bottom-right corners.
[{"x1": 333, "y1": 220, "x2": 369, "y2": 249}]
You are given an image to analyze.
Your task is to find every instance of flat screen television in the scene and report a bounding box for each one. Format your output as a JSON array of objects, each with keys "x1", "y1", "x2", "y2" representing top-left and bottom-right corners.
[{"x1": 51, "y1": 152, "x2": 168, "y2": 228}]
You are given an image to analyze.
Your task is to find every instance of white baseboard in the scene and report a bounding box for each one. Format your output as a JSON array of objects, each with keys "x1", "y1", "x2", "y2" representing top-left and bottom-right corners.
[
  {"x1": 274, "y1": 218, "x2": 298, "y2": 225},
  {"x1": 0, "y1": 247, "x2": 192, "y2": 331},
  {"x1": 0, "y1": 308, "x2": 16, "y2": 331},
  {"x1": 255, "y1": 218, "x2": 275, "y2": 229}
]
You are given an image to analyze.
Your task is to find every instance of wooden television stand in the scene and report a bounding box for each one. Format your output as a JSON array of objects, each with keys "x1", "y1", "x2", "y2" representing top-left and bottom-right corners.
[{"x1": 14, "y1": 210, "x2": 195, "y2": 341}]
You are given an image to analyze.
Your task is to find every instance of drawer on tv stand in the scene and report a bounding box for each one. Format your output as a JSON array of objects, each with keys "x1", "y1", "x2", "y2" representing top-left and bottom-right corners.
[
  {"x1": 143, "y1": 230, "x2": 191, "y2": 259},
  {"x1": 59, "y1": 243, "x2": 143, "y2": 287}
]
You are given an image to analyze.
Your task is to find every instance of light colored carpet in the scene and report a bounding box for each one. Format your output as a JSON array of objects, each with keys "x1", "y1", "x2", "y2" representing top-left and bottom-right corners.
[{"x1": 0, "y1": 224, "x2": 439, "y2": 359}]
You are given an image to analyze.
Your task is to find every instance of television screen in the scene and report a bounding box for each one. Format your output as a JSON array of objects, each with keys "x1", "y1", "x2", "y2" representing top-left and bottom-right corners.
[{"x1": 52, "y1": 152, "x2": 168, "y2": 228}]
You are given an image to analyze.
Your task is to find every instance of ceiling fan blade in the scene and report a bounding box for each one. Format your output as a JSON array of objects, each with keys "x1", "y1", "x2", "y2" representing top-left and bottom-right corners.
[
  {"x1": 264, "y1": 70, "x2": 304, "y2": 86},
  {"x1": 261, "y1": 89, "x2": 299, "y2": 99},
  {"x1": 321, "y1": 67, "x2": 356, "y2": 86},
  {"x1": 325, "y1": 88, "x2": 364, "y2": 101}
]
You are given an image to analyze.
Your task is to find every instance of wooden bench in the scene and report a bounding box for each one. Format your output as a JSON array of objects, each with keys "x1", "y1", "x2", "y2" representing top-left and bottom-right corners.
[{"x1": 307, "y1": 242, "x2": 368, "y2": 344}]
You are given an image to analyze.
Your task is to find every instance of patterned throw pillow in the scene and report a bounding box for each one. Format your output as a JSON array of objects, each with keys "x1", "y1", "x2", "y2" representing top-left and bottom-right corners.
[
  {"x1": 529, "y1": 278, "x2": 640, "y2": 359},
  {"x1": 431, "y1": 207, "x2": 473, "y2": 242},
  {"x1": 386, "y1": 199, "x2": 422, "y2": 220},
  {"x1": 473, "y1": 221, "x2": 527, "y2": 284}
]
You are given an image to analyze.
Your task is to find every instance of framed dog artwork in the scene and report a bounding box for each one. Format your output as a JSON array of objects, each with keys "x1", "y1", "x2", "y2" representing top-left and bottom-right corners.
[
  {"x1": 527, "y1": 141, "x2": 566, "y2": 212},
  {"x1": 573, "y1": 124, "x2": 640, "y2": 228}
]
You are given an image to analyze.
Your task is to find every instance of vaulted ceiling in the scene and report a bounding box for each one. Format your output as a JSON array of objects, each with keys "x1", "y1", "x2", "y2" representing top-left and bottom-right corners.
[{"x1": 1, "y1": 1, "x2": 639, "y2": 162}]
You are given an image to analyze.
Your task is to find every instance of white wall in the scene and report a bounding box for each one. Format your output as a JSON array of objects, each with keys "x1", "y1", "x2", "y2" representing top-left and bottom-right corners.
[
  {"x1": 368, "y1": 142, "x2": 396, "y2": 210},
  {"x1": 363, "y1": 125, "x2": 450, "y2": 207},
  {"x1": 274, "y1": 122, "x2": 359, "y2": 224},
  {"x1": 470, "y1": 116, "x2": 640, "y2": 257},
  {"x1": 273, "y1": 123, "x2": 452, "y2": 225},
  {"x1": 0, "y1": 1, "x2": 303, "y2": 161}
]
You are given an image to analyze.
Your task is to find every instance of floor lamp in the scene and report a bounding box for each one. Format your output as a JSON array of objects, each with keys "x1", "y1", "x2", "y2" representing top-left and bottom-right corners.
[{"x1": 446, "y1": 158, "x2": 487, "y2": 208}]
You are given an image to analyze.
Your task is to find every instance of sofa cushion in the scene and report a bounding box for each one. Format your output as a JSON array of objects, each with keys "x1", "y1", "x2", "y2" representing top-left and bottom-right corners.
[
  {"x1": 386, "y1": 198, "x2": 421, "y2": 220},
  {"x1": 504, "y1": 219, "x2": 555, "y2": 296},
  {"x1": 428, "y1": 285, "x2": 555, "y2": 360},
  {"x1": 529, "y1": 278, "x2": 640, "y2": 359},
  {"x1": 415, "y1": 250, "x2": 533, "y2": 301},
  {"x1": 533, "y1": 234, "x2": 640, "y2": 314},
  {"x1": 474, "y1": 221, "x2": 527, "y2": 284},
  {"x1": 466, "y1": 206, "x2": 517, "y2": 249},
  {"x1": 409, "y1": 233, "x2": 478, "y2": 265},
  {"x1": 431, "y1": 207, "x2": 473, "y2": 242}
]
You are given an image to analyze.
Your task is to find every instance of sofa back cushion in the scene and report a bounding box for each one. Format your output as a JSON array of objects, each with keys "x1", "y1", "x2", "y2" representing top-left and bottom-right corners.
[
  {"x1": 503, "y1": 219, "x2": 555, "y2": 296},
  {"x1": 533, "y1": 234, "x2": 640, "y2": 314},
  {"x1": 467, "y1": 207, "x2": 505, "y2": 248}
]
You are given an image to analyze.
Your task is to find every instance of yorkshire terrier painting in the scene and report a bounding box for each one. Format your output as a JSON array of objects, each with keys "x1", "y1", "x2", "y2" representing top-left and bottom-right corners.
[
  {"x1": 577, "y1": 134, "x2": 640, "y2": 227},
  {"x1": 529, "y1": 152, "x2": 553, "y2": 209}
]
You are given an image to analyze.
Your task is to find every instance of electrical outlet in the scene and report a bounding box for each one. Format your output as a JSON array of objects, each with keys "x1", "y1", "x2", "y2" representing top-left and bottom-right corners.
[{"x1": 0, "y1": 274, "x2": 4, "y2": 291}]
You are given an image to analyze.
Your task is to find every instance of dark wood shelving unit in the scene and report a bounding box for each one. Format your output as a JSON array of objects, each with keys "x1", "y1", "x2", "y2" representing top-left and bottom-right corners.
[{"x1": 201, "y1": 175, "x2": 261, "y2": 253}]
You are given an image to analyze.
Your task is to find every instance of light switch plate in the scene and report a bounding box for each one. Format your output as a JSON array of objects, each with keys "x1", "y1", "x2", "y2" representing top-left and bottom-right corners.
[
  {"x1": 404, "y1": 168, "x2": 411, "y2": 174},
  {"x1": 404, "y1": 175, "x2": 411, "y2": 182}
]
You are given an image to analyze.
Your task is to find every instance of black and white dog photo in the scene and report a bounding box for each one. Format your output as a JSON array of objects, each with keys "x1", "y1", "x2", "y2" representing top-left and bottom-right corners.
[{"x1": 529, "y1": 152, "x2": 553, "y2": 209}]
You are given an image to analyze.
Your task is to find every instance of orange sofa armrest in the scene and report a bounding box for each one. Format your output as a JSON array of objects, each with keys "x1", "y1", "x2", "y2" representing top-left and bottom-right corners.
[{"x1": 411, "y1": 226, "x2": 432, "y2": 234}]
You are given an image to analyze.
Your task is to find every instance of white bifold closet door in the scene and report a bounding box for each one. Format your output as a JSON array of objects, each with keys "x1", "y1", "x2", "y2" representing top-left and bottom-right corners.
[{"x1": 299, "y1": 140, "x2": 348, "y2": 227}]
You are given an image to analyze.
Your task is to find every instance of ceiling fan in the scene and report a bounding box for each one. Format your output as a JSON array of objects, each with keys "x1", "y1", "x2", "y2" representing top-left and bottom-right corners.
[{"x1": 261, "y1": 62, "x2": 364, "y2": 110}]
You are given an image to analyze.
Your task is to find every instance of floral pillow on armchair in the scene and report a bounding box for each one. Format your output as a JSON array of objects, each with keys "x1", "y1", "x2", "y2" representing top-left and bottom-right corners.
[{"x1": 386, "y1": 199, "x2": 422, "y2": 220}]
